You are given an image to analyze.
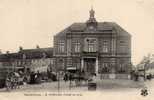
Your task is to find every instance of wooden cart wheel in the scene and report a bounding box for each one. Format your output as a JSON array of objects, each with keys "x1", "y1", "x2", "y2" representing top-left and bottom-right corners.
[{"x1": 5, "y1": 72, "x2": 19, "y2": 90}]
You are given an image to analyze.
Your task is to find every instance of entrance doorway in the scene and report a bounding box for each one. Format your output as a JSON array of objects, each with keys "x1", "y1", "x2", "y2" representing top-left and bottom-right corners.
[{"x1": 83, "y1": 58, "x2": 96, "y2": 74}]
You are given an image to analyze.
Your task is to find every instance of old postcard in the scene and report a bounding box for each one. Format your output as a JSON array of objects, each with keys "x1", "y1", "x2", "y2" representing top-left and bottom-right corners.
[{"x1": 0, "y1": 0, "x2": 154, "y2": 100}]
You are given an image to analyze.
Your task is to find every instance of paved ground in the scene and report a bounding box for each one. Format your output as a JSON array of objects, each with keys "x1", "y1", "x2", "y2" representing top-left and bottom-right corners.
[
  {"x1": 1, "y1": 79, "x2": 154, "y2": 100},
  {"x1": 0, "y1": 78, "x2": 145, "y2": 92}
]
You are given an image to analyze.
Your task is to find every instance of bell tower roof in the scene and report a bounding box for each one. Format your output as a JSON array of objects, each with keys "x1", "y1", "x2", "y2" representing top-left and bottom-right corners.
[
  {"x1": 89, "y1": 6, "x2": 95, "y2": 18},
  {"x1": 86, "y1": 7, "x2": 97, "y2": 28}
]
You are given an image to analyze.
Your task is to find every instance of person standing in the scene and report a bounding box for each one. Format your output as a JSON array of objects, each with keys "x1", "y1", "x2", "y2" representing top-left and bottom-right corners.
[{"x1": 64, "y1": 72, "x2": 68, "y2": 82}]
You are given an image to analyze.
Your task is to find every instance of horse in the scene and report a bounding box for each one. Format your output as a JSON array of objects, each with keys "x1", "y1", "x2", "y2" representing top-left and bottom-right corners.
[{"x1": 71, "y1": 72, "x2": 90, "y2": 87}]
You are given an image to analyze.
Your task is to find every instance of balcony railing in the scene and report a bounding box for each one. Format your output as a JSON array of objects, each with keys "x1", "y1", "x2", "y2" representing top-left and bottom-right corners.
[{"x1": 81, "y1": 51, "x2": 99, "y2": 57}]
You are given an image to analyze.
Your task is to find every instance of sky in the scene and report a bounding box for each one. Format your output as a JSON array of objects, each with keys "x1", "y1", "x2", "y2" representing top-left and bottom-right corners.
[{"x1": 0, "y1": 0, "x2": 154, "y2": 65}]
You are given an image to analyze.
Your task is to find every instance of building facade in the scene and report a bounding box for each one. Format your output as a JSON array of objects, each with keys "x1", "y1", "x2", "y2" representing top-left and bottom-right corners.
[
  {"x1": 53, "y1": 9, "x2": 131, "y2": 78},
  {"x1": 0, "y1": 47, "x2": 54, "y2": 74}
]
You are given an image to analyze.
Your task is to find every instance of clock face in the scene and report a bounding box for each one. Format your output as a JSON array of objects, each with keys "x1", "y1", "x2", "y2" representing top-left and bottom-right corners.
[{"x1": 89, "y1": 25, "x2": 94, "y2": 30}]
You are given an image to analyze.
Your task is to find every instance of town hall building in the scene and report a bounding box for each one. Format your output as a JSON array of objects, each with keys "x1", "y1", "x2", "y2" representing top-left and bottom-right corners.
[{"x1": 53, "y1": 8, "x2": 131, "y2": 79}]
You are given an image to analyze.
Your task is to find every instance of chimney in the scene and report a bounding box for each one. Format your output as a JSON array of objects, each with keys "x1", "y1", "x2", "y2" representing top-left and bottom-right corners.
[
  {"x1": 0, "y1": 49, "x2": 2, "y2": 54},
  {"x1": 6, "y1": 51, "x2": 10, "y2": 54},
  {"x1": 19, "y1": 46, "x2": 23, "y2": 51},
  {"x1": 36, "y1": 45, "x2": 40, "y2": 49}
]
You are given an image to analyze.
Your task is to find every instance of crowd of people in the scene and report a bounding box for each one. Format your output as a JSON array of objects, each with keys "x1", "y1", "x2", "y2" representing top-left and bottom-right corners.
[
  {"x1": 63, "y1": 70, "x2": 97, "y2": 88},
  {"x1": 130, "y1": 70, "x2": 153, "y2": 81},
  {"x1": 4, "y1": 69, "x2": 107, "y2": 91},
  {"x1": 5, "y1": 70, "x2": 58, "y2": 91}
]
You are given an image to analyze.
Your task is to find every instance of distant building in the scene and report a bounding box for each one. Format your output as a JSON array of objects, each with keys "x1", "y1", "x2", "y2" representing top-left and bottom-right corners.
[
  {"x1": 146, "y1": 62, "x2": 154, "y2": 75},
  {"x1": 136, "y1": 55, "x2": 154, "y2": 77},
  {"x1": 53, "y1": 8, "x2": 131, "y2": 78},
  {"x1": 0, "y1": 47, "x2": 54, "y2": 73}
]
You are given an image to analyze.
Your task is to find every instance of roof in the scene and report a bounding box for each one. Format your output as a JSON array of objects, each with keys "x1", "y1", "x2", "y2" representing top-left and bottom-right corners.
[
  {"x1": 55, "y1": 22, "x2": 131, "y2": 37},
  {"x1": 0, "y1": 47, "x2": 53, "y2": 62},
  {"x1": 19, "y1": 47, "x2": 53, "y2": 59},
  {"x1": 0, "y1": 53, "x2": 20, "y2": 62}
]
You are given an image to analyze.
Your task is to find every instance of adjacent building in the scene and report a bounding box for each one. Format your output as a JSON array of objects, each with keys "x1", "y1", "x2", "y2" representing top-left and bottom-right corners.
[{"x1": 0, "y1": 47, "x2": 54, "y2": 74}]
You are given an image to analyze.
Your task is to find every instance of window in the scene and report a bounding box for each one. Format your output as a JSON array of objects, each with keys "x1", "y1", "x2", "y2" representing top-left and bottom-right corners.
[
  {"x1": 14, "y1": 61, "x2": 17, "y2": 66},
  {"x1": 31, "y1": 59, "x2": 34, "y2": 64},
  {"x1": 50, "y1": 59, "x2": 53, "y2": 65},
  {"x1": 58, "y1": 40, "x2": 65, "y2": 53},
  {"x1": 22, "y1": 61, "x2": 25, "y2": 65},
  {"x1": 76, "y1": 62, "x2": 80, "y2": 69},
  {"x1": 118, "y1": 63, "x2": 126, "y2": 73},
  {"x1": 67, "y1": 58, "x2": 72, "y2": 67},
  {"x1": 102, "y1": 41, "x2": 109, "y2": 53},
  {"x1": 86, "y1": 38, "x2": 97, "y2": 52},
  {"x1": 73, "y1": 59, "x2": 80, "y2": 69},
  {"x1": 58, "y1": 59, "x2": 65, "y2": 70},
  {"x1": 18, "y1": 61, "x2": 21, "y2": 66},
  {"x1": 101, "y1": 62, "x2": 109, "y2": 73},
  {"x1": 119, "y1": 40, "x2": 127, "y2": 53},
  {"x1": 74, "y1": 41, "x2": 80, "y2": 52}
]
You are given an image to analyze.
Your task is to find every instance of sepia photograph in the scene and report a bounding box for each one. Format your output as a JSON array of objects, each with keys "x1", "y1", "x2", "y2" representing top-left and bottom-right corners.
[{"x1": 0, "y1": 0, "x2": 154, "y2": 99}]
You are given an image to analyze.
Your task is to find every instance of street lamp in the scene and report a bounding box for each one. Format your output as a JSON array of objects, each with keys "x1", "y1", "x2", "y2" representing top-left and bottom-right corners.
[{"x1": 57, "y1": 58, "x2": 63, "y2": 92}]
